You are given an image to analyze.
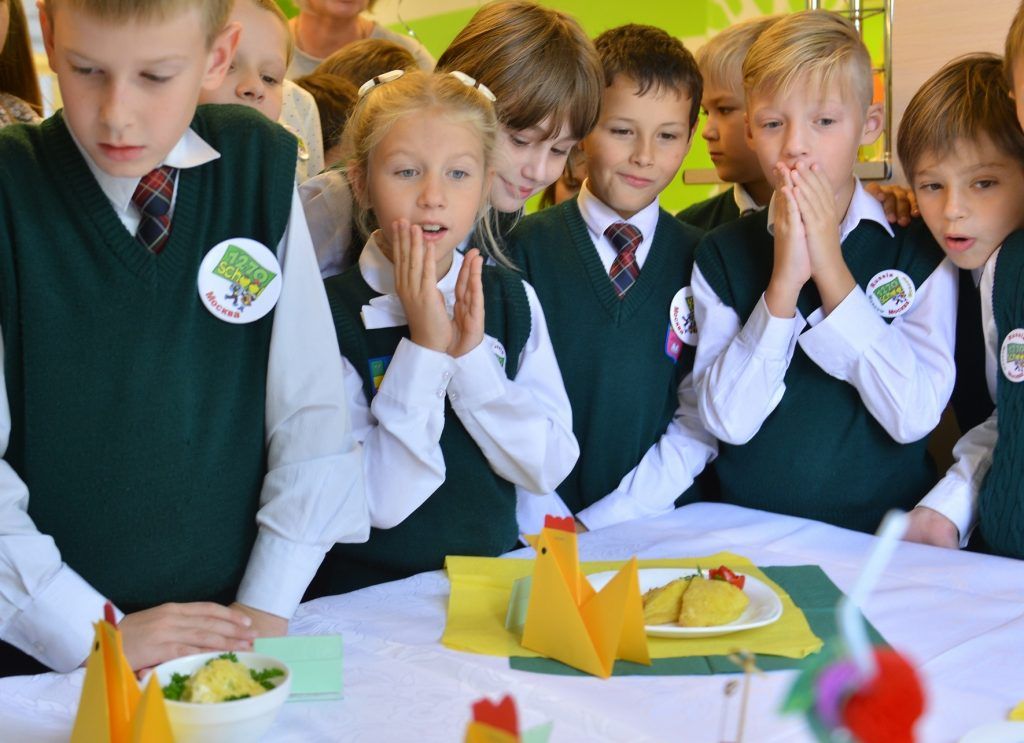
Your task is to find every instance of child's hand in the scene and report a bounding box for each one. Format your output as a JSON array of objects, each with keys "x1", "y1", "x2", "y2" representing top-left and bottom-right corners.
[
  {"x1": 903, "y1": 506, "x2": 960, "y2": 549},
  {"x1": 864, "y1": 182, "x2": 918, "y2": 226},
  {"x1": 229, "y1": 602, "x2": 288, "y2": 638},
  {"x1": 765, "y1": 164, "x2": 810, "y2": 318},
  {"x1": 791, "y1": 162, "x2": 843, "y2": 275},
  {"x1": 392, "y1": 219, "x2": 452, "y2": 353},
  {"x1": 118, "y1": 602, "x2": 257, "y2": 671},
  {"x1": 448, "y1": 248, "x2": 485, "y2": 358}
]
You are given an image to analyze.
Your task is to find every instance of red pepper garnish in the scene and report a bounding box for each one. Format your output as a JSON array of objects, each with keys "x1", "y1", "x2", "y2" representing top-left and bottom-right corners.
[{"x1": 709, "y1": 565, "x2": 745, "y2": 590}]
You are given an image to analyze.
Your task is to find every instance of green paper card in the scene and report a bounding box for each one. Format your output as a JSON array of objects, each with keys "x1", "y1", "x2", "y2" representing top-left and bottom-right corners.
[{"x1": 254, "y1": 635, "x2": 343, "y2": 701}]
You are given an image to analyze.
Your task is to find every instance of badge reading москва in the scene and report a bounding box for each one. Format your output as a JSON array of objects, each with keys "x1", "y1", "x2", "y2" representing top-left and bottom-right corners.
[
  {"x1": 1001, "y1": 329, "x2": 1024, "y2": 383},
  {"x1": 866, "y1": 269, "x2": 916, "y2": 318},
  {"x1": 669, "y1": 286, "x2": 698, "y2": 345},
  {"x1": 197, "y1": 238, "x2": 282, "y2": 324}
]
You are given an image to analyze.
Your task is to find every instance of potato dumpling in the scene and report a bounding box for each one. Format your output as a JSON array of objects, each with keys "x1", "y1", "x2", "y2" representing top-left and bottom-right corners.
[
  {"x1": 641, "y1": 577, "x2": 692, "y2": 625},
  {"x1": 677, "y1": 577, "x2": 749, "y2": 627}
]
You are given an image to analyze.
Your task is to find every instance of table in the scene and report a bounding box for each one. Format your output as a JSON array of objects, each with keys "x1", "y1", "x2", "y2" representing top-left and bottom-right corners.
[{"x1": 1, "y1": 503, "x2": 1022, "y2": 743}]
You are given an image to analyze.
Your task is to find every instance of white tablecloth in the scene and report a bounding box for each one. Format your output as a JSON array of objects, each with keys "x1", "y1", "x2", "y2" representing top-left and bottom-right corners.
[{"x1": 2, "y1": 503, "x2": 1022, "y2": 743}]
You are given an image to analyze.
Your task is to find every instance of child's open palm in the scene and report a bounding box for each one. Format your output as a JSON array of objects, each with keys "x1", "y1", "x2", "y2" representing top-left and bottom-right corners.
[
  {"x1": 448, "y1": 248, "x2": 485, "y2": 358},
  {"x1": 393, "y1": 220, "x2": 453, "y2": 353},
  {"x1": 791, "y1": 162, "x2": 842, "y2": 275}
]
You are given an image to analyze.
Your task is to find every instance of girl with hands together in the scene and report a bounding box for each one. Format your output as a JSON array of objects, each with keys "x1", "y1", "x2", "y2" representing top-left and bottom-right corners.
[{"x1": 309, "y1": 71, "x2": 577, "y2": 596}]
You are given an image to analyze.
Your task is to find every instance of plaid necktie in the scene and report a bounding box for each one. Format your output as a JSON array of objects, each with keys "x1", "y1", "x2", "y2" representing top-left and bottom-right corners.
[
  {"x1": 605, "y1": 221, "x2": 642, "y2": 297},
  {"x1": 131, "y1": 165, "x2": 177, "y2": 254}
]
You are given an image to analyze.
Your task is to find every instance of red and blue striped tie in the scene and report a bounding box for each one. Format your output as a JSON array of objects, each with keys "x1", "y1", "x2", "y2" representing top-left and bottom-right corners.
[{"x1": 131, "y1": 165, "x2": 177, "y2": 254}]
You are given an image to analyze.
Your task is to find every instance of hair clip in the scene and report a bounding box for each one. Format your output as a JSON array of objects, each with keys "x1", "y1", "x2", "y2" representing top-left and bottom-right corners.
[
  {"x1": 357, "y1": 69, "x2": 406, "y2": 98},
  {"x1": 448, "y1": 71, "x2": 497, "y2": 102}
]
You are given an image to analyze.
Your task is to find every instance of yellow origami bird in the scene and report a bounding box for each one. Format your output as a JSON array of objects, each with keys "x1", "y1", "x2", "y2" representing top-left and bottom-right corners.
[
  {"x1": 521, "y1": 515, "x2": 650, "y2": 678},
  {"x1": 70, "y1": 604, "x2": 174, "y2": 743}
]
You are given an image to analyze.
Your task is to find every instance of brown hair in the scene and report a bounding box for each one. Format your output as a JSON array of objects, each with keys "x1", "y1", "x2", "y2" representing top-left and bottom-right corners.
[
  {"x1": 436, "y1": 0, "x2": 602, "y2": 140},
  {"x1": 696, "y1": 15, "x2": 781, "y2": 94},
  {"x1": 593, "y1": 24, "x2": 703, "y2": 129},
  {"x1": 43, "y1": 0, "x2": 231, "y2": 47},
  {"x1": 743, "y1": 10, "x2": 873, "y2": 111},
  {"x1": 344, "y1": 70, "x2": 505, "y2": 264},
  {"x1": 1006, "y1": 2, "x2": 1024, "y2": 80},
  {"x1": 293, "y1": 72, "x2": 357, "y2": 158},
  {"x1": 898, "y1": 53, "x2": 1024, "y2": 180},
  {"x1": 0, "y1": 0, "x2": 42, "y2": 114},
  {"x1": 315, "y1": 38, "x2": 417, "y2": 89}
]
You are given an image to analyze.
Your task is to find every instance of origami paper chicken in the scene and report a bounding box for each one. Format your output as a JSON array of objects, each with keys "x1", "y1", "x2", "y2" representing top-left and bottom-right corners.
[
  {"x1": 521, "y1": 515, "x2": 650, "y2": 678},
  {"x1": 70, "y1": 605, "x2": 174, "y2": 743},
  {"x1": 464, "y1": 694, "x2": 552, "y2": 743}
]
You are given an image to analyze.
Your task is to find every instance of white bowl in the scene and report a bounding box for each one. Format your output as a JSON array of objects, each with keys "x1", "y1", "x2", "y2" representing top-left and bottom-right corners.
[{"x1": 148, "y1": 651, "x2": 291, "y2": 743}]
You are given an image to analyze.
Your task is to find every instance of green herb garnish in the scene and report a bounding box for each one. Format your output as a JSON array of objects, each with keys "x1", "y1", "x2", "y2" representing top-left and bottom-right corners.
[
  {"x1": 162, "y1": 672, "x2": 190, "y2": 701},
  {"x1": 217, "y1": 652, "x2": 239, "y2": 662},
  {"x1": 250, "y1": 667, "x2": 285, "y2": 691}
]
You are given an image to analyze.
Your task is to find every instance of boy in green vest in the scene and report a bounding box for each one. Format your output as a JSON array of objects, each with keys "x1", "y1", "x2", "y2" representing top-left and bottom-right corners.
[
  {"x1": 0, "y1": 0, "x2": 368, "y2": 675},
  {"x1": 692, "y1": 10, "x2": 956, "y2": 533},
  {"x1": 508, "y1": 24, "x2": 717, "y2": 535},
  {"x1": 897, "y1": 54, "x2": 1024, "y2": 552}
]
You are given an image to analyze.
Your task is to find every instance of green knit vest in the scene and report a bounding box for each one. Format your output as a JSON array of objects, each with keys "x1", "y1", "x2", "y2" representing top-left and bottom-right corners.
[
  {"x1": 978, "y1": 232, "x2": 1024, "y2": 557},
  {"x1": 0, "y1": 105, "x2": 296, "y2": 611},
  {"x1": 508, "y1": 199, "x2": 705, "y2": 514},
  {"x1": 696, "y1": 213, "x2": 945, "y2": 532},
  {"x1": 308, "y1": 264, "x2": 530, "y2": 595},
  {"x1": 675, "y1": 190, "x2": 741, "y2": 232}
]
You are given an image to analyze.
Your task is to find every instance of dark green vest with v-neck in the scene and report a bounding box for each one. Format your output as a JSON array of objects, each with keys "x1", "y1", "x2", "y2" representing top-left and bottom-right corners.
[
  {"x1": 309, "y1": 265, "x2": 530, "y2": 596},
  {"x1": 0, "y1": 105, "x2": 296, "y2": 612},
  {"x1": 696, "y1": 212, "x2": 945, "y2": 532},
  {"x1": 978, "y1": 232, "x2": 1024, "y2": 557},
  {"x1": 675, "y1": 189, "x2": 741, "y2": 232},
  {"x1": 508, "y1": 199, "x2": 704, "y2": 514}
]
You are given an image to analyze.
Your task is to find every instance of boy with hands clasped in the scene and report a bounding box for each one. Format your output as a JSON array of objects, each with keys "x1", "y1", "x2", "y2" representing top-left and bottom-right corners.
[{"x1": 692, "y1": 10, "x2": 956, "y2": 532}]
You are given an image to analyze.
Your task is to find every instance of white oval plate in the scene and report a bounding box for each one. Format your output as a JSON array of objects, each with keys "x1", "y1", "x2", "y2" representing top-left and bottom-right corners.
[
  {"x1": 587, "y1": 567, "x2": 784, "y2": 638},
  {"x1": 959, "y1": 722, "x2": 1024, "y2": 743}
]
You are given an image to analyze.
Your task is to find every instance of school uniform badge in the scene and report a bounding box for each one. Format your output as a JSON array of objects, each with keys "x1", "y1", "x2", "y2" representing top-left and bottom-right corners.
[
  {"x1": 197, "y1": 238, "x2": 282, "y2": 324},
  {"x1": 669, "y1": 286, "x2": 699, "y2": 346},
  {"x1": 1001, "y1": 329, "x2": 1024, "y2": 382},
  {"x1": 866, "y1": 270, "x2": 915, "y2": 318}
]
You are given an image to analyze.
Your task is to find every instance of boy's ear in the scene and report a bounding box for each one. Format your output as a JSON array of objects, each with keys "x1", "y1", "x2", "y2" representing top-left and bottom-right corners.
[
  {"x1": 348, "y1": 161, "x2": 371, "y2": 209},
  {"x1": 37, "y1": 1, "x2": 57, "y2": 69},
  {"x1": 201, "y1": 21, "x2": 242, "y2": 92},
  {"x1": 860, "y1": 102, "x2": 885, "y2": 146},
  {"x1": 744, "y1": 111, "x2": 754, "y2": 146}
]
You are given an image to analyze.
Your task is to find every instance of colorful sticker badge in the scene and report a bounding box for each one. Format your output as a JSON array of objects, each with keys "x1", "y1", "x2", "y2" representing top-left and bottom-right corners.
[
  {"x1": 197, "y1": 238, "x2": 282, "y2": 324},
  {"x1": 1001, "y1": 329, "x2": 1024, "y2": 383},
  {"x1": 866, "y1": 270, "x2": 916, "y2": 318},
  {"x1": 491, "y1": 339, "x2": 507, "y2": 370},
  {"x1": 669, "y1": 286, "x2": 699, "y2": 346},
  {"x1": 664, "y1": 325, "x2": 683, "y2": 362},
  {"x1": 369, "y1": 355, "x2": 393, "y2": 393}
]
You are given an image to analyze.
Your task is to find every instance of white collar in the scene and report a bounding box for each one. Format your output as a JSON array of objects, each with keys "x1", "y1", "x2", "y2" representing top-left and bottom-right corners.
[
  {"x1": 766, "y1": 178, "x2": 895, "y2": 243},
  {"x1": 358, "y1": 232, "x2": 463, "y2": 329},
  {"x1": 68, "y1": 125, "x2": 220, "y2": 216},
  {"x1": 577, "y1": 180, "x2": 660, "y2": 244},
  {"x1": 732, "y1": 184, "x2": 764, "y2": 215}
]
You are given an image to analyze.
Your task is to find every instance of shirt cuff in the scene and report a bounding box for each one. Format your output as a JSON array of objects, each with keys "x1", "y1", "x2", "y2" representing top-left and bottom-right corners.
[
  {"x1": 742, "y1": 295, "x2": 806, "y2": 357},
  {"x1": 516, "y1": 489, "x2": 573, "y2": 540},
  {"x1": 576, "y1": 491, "x2": 669, "y2": 532},
  {"x1": 448, "y1": 338, "x2": 506, "y2": 408},
  {"x1": 799, "y1": 287, "x2": 885, "y2": 376},
  {"x1": 918, "y1": 480, "x2": 977, "y2": 548},
  {"x1": 377, "y1": 338, "x2": 457, "y2": 407},
  {"x1": 237, "y1": 530, "x2": 328, "y2": 619},
  {"x1": 3, "y1": 565, "x2": 111, "y2": 672}
]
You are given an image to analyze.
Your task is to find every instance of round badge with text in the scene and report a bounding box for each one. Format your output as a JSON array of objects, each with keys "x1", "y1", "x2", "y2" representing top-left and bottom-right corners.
[
  {"x1": 669, "y1": 286, "x2": 699, "y2": 345},
  {"x1": 197, "y1": 237, "x2": 282, "y2": 324},
  {"x1": 1001, "y1": 328, "x2": 1024, "y2": 383},
  {"x1": 866, "y1": 269, "x2": 916, "y2": 318},
  {"x1": 491, "y1": 339, "x2": 507, "y2": 369}
]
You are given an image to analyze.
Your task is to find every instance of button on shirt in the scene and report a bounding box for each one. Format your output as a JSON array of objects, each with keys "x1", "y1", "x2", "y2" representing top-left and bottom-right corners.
[
  {"x1": 0, "y1": 128, "x2": 369, "y2": 671},
  {"x1": 517, "y1": 185, "x2": 718, "y2": 535},
  {"x1": 691, "y1": 178, "x2": 957, "y2": 451},
  {"x1": 341, "y1": 235, "x2": 578, "y2": 530}
]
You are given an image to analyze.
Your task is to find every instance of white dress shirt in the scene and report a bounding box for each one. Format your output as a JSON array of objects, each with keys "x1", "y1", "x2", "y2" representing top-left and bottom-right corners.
[
  {"x1": 0, "y1": 127, "x2": 369, "y2": 671},
  {"x1": 516, "y1": 187, "x2": 718, "y2": 535},
  {"x1": 733, "y1": 183, "x2": 763, "y2": 216},
  {"x1": 692, "y1": 179, "x2": 957, "y2": 448},
  {"x1": 342, "y1": 236, "x2": 578, "y2": 530},
  {"x1": 918, "y1": 254, "x2": 999, "y2": 546}
]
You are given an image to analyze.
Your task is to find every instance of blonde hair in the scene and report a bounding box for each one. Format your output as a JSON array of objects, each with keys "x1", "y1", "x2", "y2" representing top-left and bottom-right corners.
[
  {"x1": 898, "y1": 54, "x2": 1024, "y2": 180},
  {"x1": 315, "y1": 38, "x2": 417, "y2": 88},
  {"x1": 245, "y1": 0, "x2": 293, "y2": 66},
  {"x1": 344, "y1": 70, "x2": 508, "y2": 266},
  {"x1": 43, "y1": 0, "x2": 231, "y2": 47},
  {"x1": 1005, "y1": 1, "x2": 1024, "y2": 79},
  {"x1": 743, "y1": 10, "x2": 873, "y2": 111},
  {"x1": 436, "y1": 1, "x2": 602, "y2": 141},
  {"x1": 696, "y1": 15, "x2": 781, "y2": 93}
]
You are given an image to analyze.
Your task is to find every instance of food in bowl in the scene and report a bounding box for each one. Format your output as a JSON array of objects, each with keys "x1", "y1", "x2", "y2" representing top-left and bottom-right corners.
[
  {"x1": 162, "y1": 652, "x2": 285, "y2": 703},
  {"x1": 641, "y1": 566, "x2": 750, "y2": 627}
]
